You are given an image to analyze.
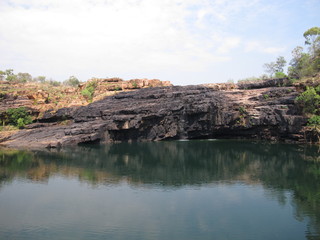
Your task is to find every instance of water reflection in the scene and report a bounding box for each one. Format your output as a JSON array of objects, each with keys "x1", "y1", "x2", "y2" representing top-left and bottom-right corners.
[
  {"x1": 0, "y1": 140, "x2": 320, "y2": 239},
  {"x1": 1, "y1": 141, "x2": 319, "y2": 186}
]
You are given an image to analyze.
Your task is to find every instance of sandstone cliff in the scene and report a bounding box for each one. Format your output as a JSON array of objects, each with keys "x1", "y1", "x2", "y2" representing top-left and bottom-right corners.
[
  {"x1": 0, "y1": 80, "x2": 308, "y2": 148},
  {"x1": 0, "y1": 77, "x2": 172, "y2": 119}
]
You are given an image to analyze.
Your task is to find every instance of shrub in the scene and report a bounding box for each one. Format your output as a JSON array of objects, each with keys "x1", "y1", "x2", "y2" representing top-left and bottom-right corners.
[
  {"x1": 132, "y1": 81, "x2": 138, "y2": 88},
  {"x1": 5, "y1": 107, "x2": 33, "y2": 128},
  {"x1": 239, "y1": 106, "x2": 247, "y2": 115},
  {"x1": 308, "y1": 115, "x2": 320, "y2": 126},
  {"x1": 81, "y1": 81, "x2": 97, "y2": 102},
  {"x1": 274, "y1": 72, "x2": 287, "y2": 78},
  {"x1": 295, "y1": 86, "x2": 320, "y2": 114}
]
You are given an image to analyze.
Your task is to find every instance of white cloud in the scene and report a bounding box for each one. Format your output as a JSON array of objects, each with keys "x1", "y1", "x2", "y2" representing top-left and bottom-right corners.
[
  {"x1": 2, "y1": 0, "x2": 233, "y2": 80},
  {"x1": 0, "y1": 0, "x2": 318, "y2": 84},
  {"x1": 217, "y1": 37, "x2": 241, "y2": 54},
  {"x1": 245, "y1": 41, "x2": 285, "y2": 54}
]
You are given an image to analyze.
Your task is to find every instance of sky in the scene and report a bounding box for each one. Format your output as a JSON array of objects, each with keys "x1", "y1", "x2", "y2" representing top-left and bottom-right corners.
[{"x1": 0, "y1": 0, "x2": 319, "y2": 85}]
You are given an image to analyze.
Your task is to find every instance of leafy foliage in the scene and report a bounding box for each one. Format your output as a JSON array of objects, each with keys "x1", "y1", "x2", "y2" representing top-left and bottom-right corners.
[
  {"x1": 64, "y1": 76, "x2": 80, "y2": 87},
  {"x1": 47, "y1": 80, "x2": 61, "y2": 86},
  {"x1": 4, "y1": 107, "x2": 33, "y2": 128},
  {"x1": 0, "y1": 70, "x2": 6, "y2": 81},
  {"x1": 33, "y1": 76, "x2": 46, "y2": 83},
  {"x1": 264, "y1": 56, "x2": 287, "y2": 77},
  {"x1": 303, "y1": 27, "x2": 320, "y2": 50},
  {"x1": 239, "y1": 106, "x2": 247, "y2": 115},
  {"x1": 289, "y1": 27, "x2": 320, "y2": 79},
  {"x1": 295, "y1": 86, "x2": 320, "y2": 115},
  {"x1": 308, "y1": 115, "x2": 320, "y2": 126},
  {"x1": 81, "y1": 81, "x2": 97, "y2": 102},
  {"x1": 274, "y1": 72, "x2": 287, "y2": 78},
  {"x1": 17, "y1": 72, "x2": 32, "y2": 83}
]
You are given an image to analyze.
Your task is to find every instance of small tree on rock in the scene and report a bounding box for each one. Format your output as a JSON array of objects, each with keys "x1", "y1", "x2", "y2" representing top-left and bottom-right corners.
[{"x1": 263, "y1": 56, "x2": 287, "y2": 78}]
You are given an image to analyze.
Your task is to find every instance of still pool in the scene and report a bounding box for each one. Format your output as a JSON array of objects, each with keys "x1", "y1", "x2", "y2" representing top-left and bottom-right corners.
[{"x1": 0, "y1": 140, "x2": 319, "y2": 240}]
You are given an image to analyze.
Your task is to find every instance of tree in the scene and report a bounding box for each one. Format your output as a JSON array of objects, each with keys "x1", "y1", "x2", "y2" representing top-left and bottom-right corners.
[
  {"x1": 17, "y1": 72, "x2": 32, "y2": 83},
  {"x1": 296, "y1": 86, "x2": 320, "y2": 115},
  {"x1": 47, "y1": 79, "x2": 61, "y2": 86},
  {"x1": 4, "y1": 107, "x2": 33, "y2": 128},
  {"x1": 303, "y1": 27, "x2": 320, "y2": 53},
  {"x1": 263, "y1": 56, "x2": 287, "y2": 77},
  {"x1": 288, "y1": 27, "x2": 320, "y2": 78},
  {"x1": 5, "y1": 69, "x2": 14, "y2": 76},
  {"x1": 33, "y1": 76, "x2": 46, "y2": 83},
  {"x1": 304, "y1": 27, "x2": 320, "y2": 73},
  {"x1": 275, "y1": 56, "x2": 286, "y2": 73},
  {"x1": 5, "y1": 69, "x2": 17, "y2": 82},
  {"x1": 0, "y1": 70, "x2": 5, "y2": 81},
  {"x1": 288, "y1": 46, "x2": 312, "y2": 78},
  {"x1": 64, "y1": 76, "x2": 80, "y2": 87}
]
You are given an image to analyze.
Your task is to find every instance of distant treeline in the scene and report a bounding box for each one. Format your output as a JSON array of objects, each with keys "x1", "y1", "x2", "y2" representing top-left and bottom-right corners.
[{"x1": 0, "y1": 69, "x2": 80, "y2": 87}]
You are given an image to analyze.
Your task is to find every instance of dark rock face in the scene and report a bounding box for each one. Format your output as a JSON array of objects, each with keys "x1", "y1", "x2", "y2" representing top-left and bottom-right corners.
[{"x1": 0, "y1": 85, "x2": 307, "y2": 148}]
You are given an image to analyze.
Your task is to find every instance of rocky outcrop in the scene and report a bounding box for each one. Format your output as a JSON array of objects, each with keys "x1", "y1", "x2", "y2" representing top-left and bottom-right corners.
[
  {"x1": 0, "y1": 84, "x2": 308, "y2": 149},
  {"x1": 0, "y1": 78, "x2": 172, "y2": 123}
]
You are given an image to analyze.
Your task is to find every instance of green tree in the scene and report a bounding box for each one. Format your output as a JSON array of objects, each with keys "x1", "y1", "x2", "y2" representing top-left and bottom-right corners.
[
  {"x1": 5, "y1": 69, "x2": 17, "y2": 82},
  {"x1": 295, "y1": 86, "x2": 320, "y2": 115},
  {"x1": 263, "y1": 56, "x2": 287, "y2": 77},
  {"x1": 303, "y1": 27, "x2": 320, "y2": 53},
  {"x1": 289, "y1": 27, "x2": 320, "y2": 79},
  {"x1": 33, "y1": 76, "x2": 46, "y2": 83},
  {"x1": 17, "y1": 72, "x2": 32, "y2": 83},
  {"x1": 4, "y1": 107, "x2": 33, "y2": 128},
  {"x1": 0, "y1": 70, "x2": 5, "y2": 81},
  {"x1": 275, "y1": 56, "x2": 287, "y2": 73},
  {"x1": 304, "y1": 27, "x2": 320, "y2": 74},
  {"x1": 288, "y1": 46, "x2": 313, "y2": 78},
  {"x1": 64, "y1": 76, "x2": 80, "y2": 87}
]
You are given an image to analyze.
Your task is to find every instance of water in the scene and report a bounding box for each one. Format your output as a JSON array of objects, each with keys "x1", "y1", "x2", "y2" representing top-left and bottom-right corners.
[{"x1": 0, "y1": 140, "x2": 319, "y2": 240}]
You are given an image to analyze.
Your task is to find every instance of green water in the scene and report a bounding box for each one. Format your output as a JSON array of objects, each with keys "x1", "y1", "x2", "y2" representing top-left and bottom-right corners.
[{"x1": 0, "y1": 140, "x2": 319, "y2": 240}]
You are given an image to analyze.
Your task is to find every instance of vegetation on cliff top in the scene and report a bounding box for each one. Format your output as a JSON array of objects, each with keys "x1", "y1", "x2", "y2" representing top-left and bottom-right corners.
[{"x1": 238, "y1": 26, "x2": 320, "y2": 84}]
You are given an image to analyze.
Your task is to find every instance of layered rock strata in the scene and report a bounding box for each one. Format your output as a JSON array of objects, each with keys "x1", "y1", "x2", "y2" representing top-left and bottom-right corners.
[{"x1": 0, "y1": 84, "x2": 307, "y2": 148}]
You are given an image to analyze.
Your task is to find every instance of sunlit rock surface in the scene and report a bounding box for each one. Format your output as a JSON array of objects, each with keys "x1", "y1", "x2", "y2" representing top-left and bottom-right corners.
[{"x1": 0, "y1": 83, "x2": 308, "y2": 148}]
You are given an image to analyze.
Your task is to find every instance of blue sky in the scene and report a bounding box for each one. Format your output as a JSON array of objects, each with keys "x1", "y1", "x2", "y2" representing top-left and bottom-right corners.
[{"x1": 0, "y1": 0, "x2": 319, "y2": 85}]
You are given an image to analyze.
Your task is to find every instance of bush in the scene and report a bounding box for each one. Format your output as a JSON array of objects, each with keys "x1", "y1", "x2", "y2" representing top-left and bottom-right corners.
[
  {"x1": 5, "y1": 107, "x2": 33, "y2": 128},
  {"x1": 132, "y1": 81, "x2": 138, "y2": 88},
  {"x1": 274, "y1": 72, "x2": 287, "y2": 78},
  {"x1": 295, "y1": 86, "x2": 320, "y2": 114},
  {"x1": 308, "y1": 115, "x2": 320, "y2": 126},
  {"x1": 81, "y1": 81, "x2": 97, "y2": 102}
]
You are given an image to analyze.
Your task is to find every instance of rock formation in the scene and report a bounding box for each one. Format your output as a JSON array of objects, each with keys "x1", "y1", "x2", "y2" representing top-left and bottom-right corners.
[
  {"x1": 0, "y1": 82, "x2": 308, "y2": 149},
  {"x1": 0, "y1": 78, "x2": 172, "y2": 120}
]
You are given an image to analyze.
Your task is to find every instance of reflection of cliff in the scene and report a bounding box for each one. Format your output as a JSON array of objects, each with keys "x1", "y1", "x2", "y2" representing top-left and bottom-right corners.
[
  {"x1": 1, "y1": 141, "x2": 319, "y2": 187},
  {"x1": 1, "y1": 141, "x2": 320, "y2": 237}
]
